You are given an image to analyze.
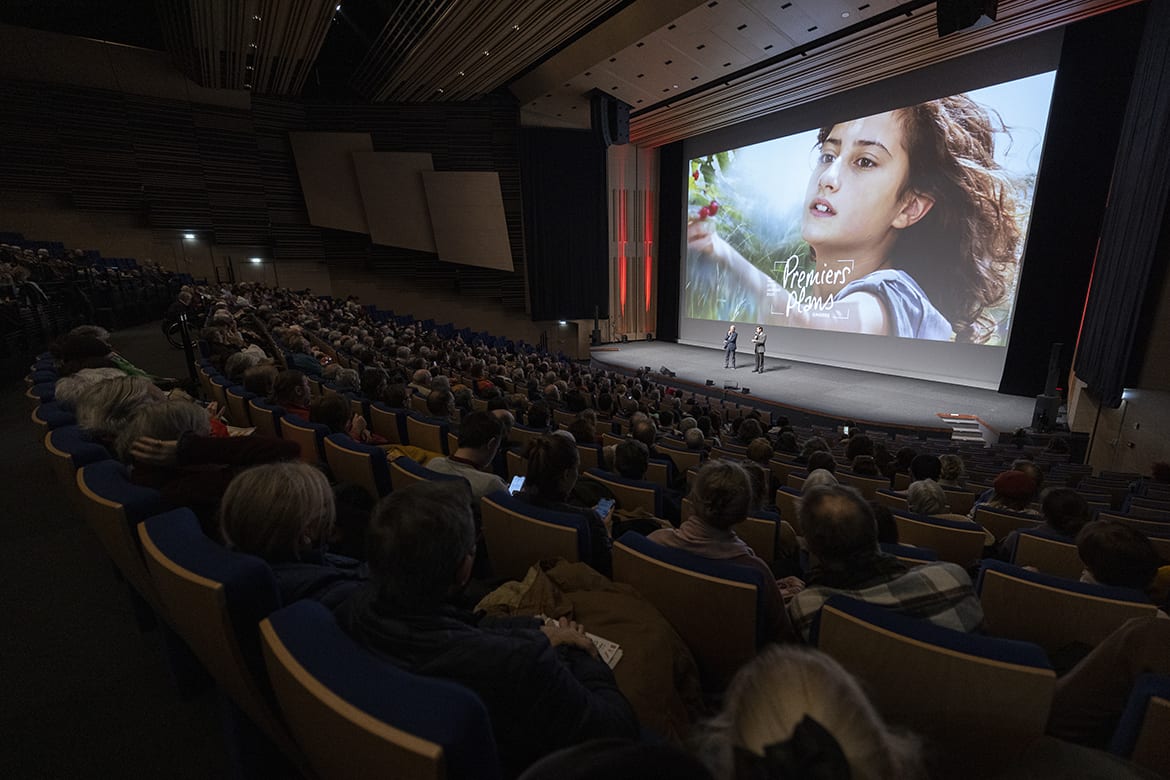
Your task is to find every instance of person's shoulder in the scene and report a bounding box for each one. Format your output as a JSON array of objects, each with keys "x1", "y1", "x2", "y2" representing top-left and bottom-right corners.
[{"x1": 906, "y1": 561, "x2": 974, "y2": 587}]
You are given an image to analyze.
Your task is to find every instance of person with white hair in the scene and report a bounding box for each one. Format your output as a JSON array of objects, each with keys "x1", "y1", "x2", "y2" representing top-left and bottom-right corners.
[{"x1": 695, "y1": 645, "x2": 924, "y2": 779}]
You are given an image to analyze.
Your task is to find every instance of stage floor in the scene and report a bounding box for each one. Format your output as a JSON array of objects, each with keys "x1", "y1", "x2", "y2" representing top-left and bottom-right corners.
[{"x1": 589, "y1": 341, "x2": 1037, "y2": 436}]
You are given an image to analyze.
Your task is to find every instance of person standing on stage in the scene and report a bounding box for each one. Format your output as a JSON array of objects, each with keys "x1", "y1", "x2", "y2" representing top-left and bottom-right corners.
[
  {"x1": 751, "y1": 326, "x2": 766, "y2": 373},
  {"x1": 723, "y1": 325, "x2": 738, "y2": 369}
]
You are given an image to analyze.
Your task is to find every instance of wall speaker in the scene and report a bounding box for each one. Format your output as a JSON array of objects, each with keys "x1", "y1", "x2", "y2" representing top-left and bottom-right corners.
[
  {"x1": 589, "y1": 89, "x2": 631, "y2": 147},
  {"x1": 659, "y1": 366, "x2": 675, "y2": 377},
  {"x1": 936, "y1": 0, "x2": 997, "y2": 36},
  {"x1": 705, "y1": 379, "x2": 715, "y2": 386}
]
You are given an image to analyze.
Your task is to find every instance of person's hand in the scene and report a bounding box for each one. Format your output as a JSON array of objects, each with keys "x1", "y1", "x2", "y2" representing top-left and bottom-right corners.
[
  {"x1": 686, "y1": 215, "x2": 717, "y2": 256},
  {"x1": 347, "y1": 414, "x2": 369, "y2": 442},
  {"x1": 540, "y1": 617, "x2": 599, "y2": 659},
  {"x1": 129, "y1": 437, "x2": 180, "y2": 467},
  {"x1": 205, "y1": 401, "x2": 224, "y2": 421},
  {"x1": 777, "y1": 576, "x2": 805, "y2": 600}
]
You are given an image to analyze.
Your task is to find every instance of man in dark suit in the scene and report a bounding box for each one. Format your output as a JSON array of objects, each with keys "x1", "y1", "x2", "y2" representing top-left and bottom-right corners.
[
  {"x1": 723, "y1": 325, "x2": 737, "y2": 369},
  {"x1": 752, "y1": 325, "x2": 766, "y2": 373}
]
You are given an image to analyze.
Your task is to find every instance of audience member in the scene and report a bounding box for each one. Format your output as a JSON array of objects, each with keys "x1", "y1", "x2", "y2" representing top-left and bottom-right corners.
[
  {"x1": 937, "y1": 454, "x2": 967, "y2": 490},
  {"x1": 969, "y1": 469, "x2": 1041, "y2": 520},
  {"x1": 695, "y1": 645, "x2": 924, "y2": 780},
  {"x1": 1076, "y1": 520, "x2": 1168, "y2": 603},
  {"x1": 788, "y1": 485, "x2": 983, "y2": 642},
  {"x1": 905, "y1": 479, "x2": 949, "y2": 515},
  {"x1": 271, "y1": 369, "x2": 312, "y2": 420},
  {"x1": 338, "y1": 481, "x2": 638, "y2": 773},
  {"x1": 425, "y1": 411, "x2": 508, "y2": 504},
  {"x1": 219, "y1": 462, "x2": 366, "y2": 608},
  {"x1": 648, "y1": 460, "x2": 796, "y2": 643},
  {"x1": 997, "y1": 488, "x2": 1091, "y2": 561}
]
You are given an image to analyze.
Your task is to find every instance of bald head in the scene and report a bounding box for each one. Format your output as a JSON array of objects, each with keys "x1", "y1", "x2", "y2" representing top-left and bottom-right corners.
[{"x1": 799, "y1": 485, "x2": 878, "y2": 562}]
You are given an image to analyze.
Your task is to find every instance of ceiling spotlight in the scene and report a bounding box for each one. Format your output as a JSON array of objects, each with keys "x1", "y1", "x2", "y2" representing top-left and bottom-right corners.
[
  {"x1": 245, "y1": 65, "x2": 254, "y2": 70},
  {"x1": 512, "y1": 24, "x2": 520, "y2": 31},
  {"x1": 672, "y1": 84, "x2": 679, "y2": 88},
  {"x1": 250, "y1": 257, "x2": 262, "y2": 264},
  {"x1": 249, "y1": 42, "x2": 257, "y2": 48},
  {"x1": 457, "y1": 71, "x2": 465, "y2": 76},
  {"x1": 252, "y1": 14, "x2": 261, "y2": 20},
  {"x1": 558, "y1": 320, "x2": 567, "y2": 326},
  {"x1": 183, "y1": 233, "x2": 196, "y2": 240},
  {"x1": 483, "y1": 50, "x2": 490, "y2": 56},
  {"x1": 335, "y1": 4, "x2": 341, "y2": 10},
  {"x1": 436, "y1": 87, "x2": 445, "y2": 94},
  {"x1": 244, "y1": 83, "x2": 252, "y2": 89},
  {"x1": 841, "y1": 11, "x2": 850, "y2": 17}
]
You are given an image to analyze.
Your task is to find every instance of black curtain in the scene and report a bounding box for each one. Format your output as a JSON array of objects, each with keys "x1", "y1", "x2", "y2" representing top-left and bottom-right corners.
[
  {"x1": 520, "y1": 128, "x2": 608, "y2": 322},
  {"x1": 997, "y1": 3, "x2": 1147, "y2": 397},
  {"x1": 655, "y1": 142, "x2": 685, "y2": 342},
  {"x1": 1074, "y1": 0, "x2": 1170, "y2": 408}
]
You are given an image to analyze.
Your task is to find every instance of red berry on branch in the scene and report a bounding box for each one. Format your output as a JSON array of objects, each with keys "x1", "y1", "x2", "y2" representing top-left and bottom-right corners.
[
  {"x1": 708, "y1": 202, "x2": 719, "y2": 215},
  {"x1": 699, "y1": 206, "x2": 711, "y2": 219},
  {"x1": 692, "y1": 170, "x2": 699, "y2": 181}
]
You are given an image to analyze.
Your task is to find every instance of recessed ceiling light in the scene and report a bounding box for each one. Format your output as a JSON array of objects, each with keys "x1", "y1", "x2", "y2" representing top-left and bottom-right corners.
[
  {"x1": 513, "y1": 24, "x2": 520, "y2": 31},
  {"x1": 458, "y1": 71, "x2": 465, "y2": 76},
  {"x1": 250, "y1": 257, "x2": 262, "y2": 264},
  {"x1": 183, "y1": 233, "x2": 196, "y2": 240},
  {"x1": 483, "y1": 50, "x2": 490, "y2": 56},
  {"x1": 672, "y1": 84, "x2": 679, "y2": 89},
  {"x1": 841, "y1": 11, "x2": 850, "y2": 17}
]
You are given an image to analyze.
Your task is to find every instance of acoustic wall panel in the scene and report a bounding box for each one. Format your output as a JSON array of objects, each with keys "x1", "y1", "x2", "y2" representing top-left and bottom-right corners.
[
  {"x1": 421, "y1": 171, "x2": 513, "y2": 272},
  {"x1": 353, "y1": 151, "x2": 436, "y2": 252},
  {"x1": 289, "y1": 131, "x2": 372, "y2": 234}
]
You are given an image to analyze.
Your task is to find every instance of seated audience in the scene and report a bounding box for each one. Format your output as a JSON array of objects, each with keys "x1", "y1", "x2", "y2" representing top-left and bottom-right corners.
[
  {"x1": 219, "y1": 462, "x2": 366, "y2": 608},
  {"x1": 242, "y1": 363, "x2": 278, "y2": 398},
  {"x1": 119, "y1": 400, "x2": 299, "y2": 535},
  {"x1": 850, "y1": 454, "x2": 881, "y2": 477},
  {"x1": 51, "y1": 367, "x2": 125, "y2": 410},
  {"x1": 806, "y1": 450, "x2": 837, "y2": 475},
  {"x1": 695, "y1": 645, "x2": 924, "y2": 780},
  {"x1": 271, "y1": 369, "x2": 312, "y2": 420},
  {"x1": 76, "y1": 375, "x2": 166, "y2": 445},
  {"x1": 905, "y1": 479, "x2": 949, "y2": 516},
  {"x1": 998, "y1": 487, "x2": 1091, "y2": 560},
  {"x1": 909, "y1": 454, "x2": 941, "y2": 483},
  {"x1": 788, "y1": 485, "x2": 983, "y2": 642},
  {"x1": 938, "y1": 454, "x2": 967, "y2": 489},
  {"x1": 648, "y1": 460, "x2": 796, "y2": 643},
  {"x1": 515, "y1": 434, "x2": 613, "y2": 576},
  {"x1": 338, "y1": 481, "x2": 638, "y2": 773},
  {"x1": 1077, "y1": 520, "x2": 1169, "y2": 604},
  {"x1": 968, "y1": 469, "x2": 1042, "y2": 520},
  {"x1": 425, "y1": 411, "x2": 508, "y2": 504}
]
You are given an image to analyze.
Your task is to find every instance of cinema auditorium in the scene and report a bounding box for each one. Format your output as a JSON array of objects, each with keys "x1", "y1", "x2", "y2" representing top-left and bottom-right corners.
[{"x1": 3, "y1": 1, "x2": 1169, "y2": 777}]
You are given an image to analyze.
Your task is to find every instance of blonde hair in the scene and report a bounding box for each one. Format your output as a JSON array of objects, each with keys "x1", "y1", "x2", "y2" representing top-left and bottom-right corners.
[
  {"x1": 115, "y1": 400, "x2": 211, "y2": 462},
  {"x1": 75, "y1": 375, "x2": 161, "y2": 437},
  {"x1": 220, "y1": 462, "x2": 336, "y2": 562},
  {"x1": 696, "y1": 645, "x2": 923, "y2": 779}
]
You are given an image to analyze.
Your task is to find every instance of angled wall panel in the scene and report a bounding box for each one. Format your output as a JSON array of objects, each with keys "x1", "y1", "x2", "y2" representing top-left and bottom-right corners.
[
  {"x1": 354, "y1": 151, "x2": 436, "y2": 252},
  {"x1": 421, "y1": 171, "x2": 513, "y2": 272},
  {"x1": 289, "y1": 131, "x2": 372, "y2": 234}
]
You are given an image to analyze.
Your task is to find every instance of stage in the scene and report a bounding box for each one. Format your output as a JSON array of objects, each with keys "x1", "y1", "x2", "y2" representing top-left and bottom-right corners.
[{"x1": 589, "y1": 340, "x2": 1038, "y2": 437}]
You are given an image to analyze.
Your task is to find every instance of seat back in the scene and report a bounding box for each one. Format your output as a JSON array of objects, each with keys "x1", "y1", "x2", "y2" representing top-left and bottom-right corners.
[
  {"x1": 224, "y1": 385, "x2": 254, "y2": 427},
  {"x1": 644, "y1": 459, "x2": 672, "y2": 489},
  {"x1": 405, "y1": 416, "x2": 449, "y2": 455},
  {"x1": 973, "y1": 506, "x2": 1042, "y2": 542},
  {"x1": 737, "y1": 515, "x2": 778, "y2": 563},
  {"x1": 389, "y1": 457, "x2": 468, "y2": 493},
  {"x1": 659, "y1": 447, "x2": 702, "y2": 474},
  {"x1": 879, "y1": 542, "x2": 939, "y2": 566},
  {"x1": 260, "y1": 600, "x2": 500, "y2": 780},
  {"x1": 942, "y1": 489, "x2": 978, "y2": 517},
  {"x1": 248, "y1": 399, "x2": 285, "y2": 438},
  {"x1": 873, "y1": 488, "x2": 908, "y2": 511},
  {"x1": 1012, "y1": 530, "x2": 1083, "y2": 580},
  {"x1": 893, "y1": 511, "x2": 987, "y2": 568},
  {"x1": 773, "y1": 486, "x2": 802, "y2": 534},
  {"x1": 838, "y1": 472, "x2": 887, "y2": 500},
  {"x1": 480, "y1": 492, "x2": 588, "y2": 581},
  {"x1": 208, "y1": 375, "x2": 231, "y2": 413},
  {"x1": 323, "y1": 434, "x2": 392, "y2": 500},
  {"x1": 76, "y1": 461, "x2": 168, "y2": 612},
  {"x1": 576, "y1": 444, "x2": 600, "y2": 471},
  {"x1": 583, "y1": 468, "x2": 659, "y2": 516},
  {"x1": 280, "y1": 415, "x2": 329, "y2": 464},
  {"x1": 138, "y1": 509, "x2": 302, "y2": 763},
  {"x1": 505, "y1": 449, "x2": 527, "y2": 477},
  {"x1": 370, "y1": 403, "x2": 407, "y2": 445},
  {"x1": 612, "y1": 532, "x2": 763, "y2": 689},
  {"x1": 977, "y1": 560, "x2": 1158, "y2": 653},
  {"x1": 813, "y1": 595, "x2": 1055, "y2": 766},
  {"x1": 1109, "y1": 674, "x2": 1170, "y2": 776},
  {"x1": 408, "y1": 394, "x2": 429, "y2": 414}
]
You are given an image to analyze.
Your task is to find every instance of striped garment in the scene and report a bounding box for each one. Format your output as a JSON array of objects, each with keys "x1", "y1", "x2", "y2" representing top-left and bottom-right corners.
[{"x1": 788, "y1": 561, "x2": 985, "y2": 642}]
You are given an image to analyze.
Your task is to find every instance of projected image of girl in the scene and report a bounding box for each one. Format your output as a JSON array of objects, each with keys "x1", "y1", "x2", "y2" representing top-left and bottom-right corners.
[{"x1": 687, "y1": 94, "x2": 1025, "y2": 343}]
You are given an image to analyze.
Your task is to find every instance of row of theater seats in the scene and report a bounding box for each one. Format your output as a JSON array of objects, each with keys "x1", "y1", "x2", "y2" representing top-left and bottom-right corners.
[
  {"x1": 31, "y1": 339, "x2": 1170, "y2": 775},
  {"x1": 30, "y1": 353, "x2": 503, "y2": 779}
]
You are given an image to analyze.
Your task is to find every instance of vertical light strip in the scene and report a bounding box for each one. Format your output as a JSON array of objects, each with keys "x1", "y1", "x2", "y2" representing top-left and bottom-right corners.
[{"x1": 618, "y1": 187, "x2": 627, "y2": 316}]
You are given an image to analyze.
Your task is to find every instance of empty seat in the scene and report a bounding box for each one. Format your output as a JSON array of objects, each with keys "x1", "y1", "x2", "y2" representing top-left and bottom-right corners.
[
  {"x1": 893, "y1": 511, "x2": 988, "y2": 568},
  {"x1": 405, "y1": 415, "x2": 449, "y2": 455}
]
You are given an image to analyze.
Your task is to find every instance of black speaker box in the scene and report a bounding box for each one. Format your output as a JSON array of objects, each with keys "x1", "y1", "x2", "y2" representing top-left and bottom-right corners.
[{"x1": 936, "y1": 0, "x2": 998, "y2": 36}]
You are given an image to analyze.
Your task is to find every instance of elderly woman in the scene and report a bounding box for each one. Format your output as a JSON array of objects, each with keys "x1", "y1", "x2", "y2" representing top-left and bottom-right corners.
[
  {"x1": 649, "y1": 460, "x2": 797, "y2": 643},
  {"x1": 76, "y1": 375, "x2": 167, "y2": 445},
  {"x1": 220, "y1": 462, "x2": 366, "y2": 608},
  {"x1": 696, "y1": 645, "x2": 924, "y2": 779},
  {"x1": 119, "y1": 400, "x2": 299, "y2": 535},
  {"x1": 906, "y1": 479, "x2": 950, "y2": 516}
]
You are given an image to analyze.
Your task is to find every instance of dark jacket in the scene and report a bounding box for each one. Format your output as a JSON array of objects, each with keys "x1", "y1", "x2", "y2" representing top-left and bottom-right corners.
[
  {"x1": 270, "y1": 550, "x2": 368, "y2": 609},
  {"x1": 337, "y1": 589, "x2": 638, "y2": 774}
]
